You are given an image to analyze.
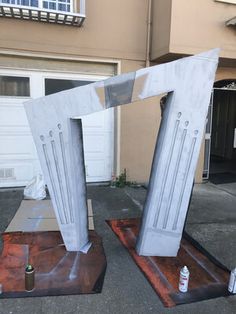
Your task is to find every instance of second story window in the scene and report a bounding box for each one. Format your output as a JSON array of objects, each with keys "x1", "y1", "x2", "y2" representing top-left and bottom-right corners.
[
  {"x1": 0, "y1": 0, "x2": 72, "y2": 12},
  {"x1": 0, "y1": 0, "x2": 85, "y2": 26},
  {"x1": 43, "y1": 0, "x2": 71, "y2": 12},
  {"x1": 1, "y1": 0, "x2": 38, "y2": 8}
]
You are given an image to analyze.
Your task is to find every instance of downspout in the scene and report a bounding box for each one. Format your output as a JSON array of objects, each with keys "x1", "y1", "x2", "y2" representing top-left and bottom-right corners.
[{"x1": 145, "y1": 0, "x2": 153, "y2": 67}]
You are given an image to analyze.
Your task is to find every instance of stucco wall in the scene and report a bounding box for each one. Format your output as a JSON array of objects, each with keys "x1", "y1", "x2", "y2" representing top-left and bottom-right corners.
[
  {"x1": 216, "y1": 67, "x2": 236, "y2": 81},
  {"x1": 151, "y1": 0, "x2": 172, "y2": 60},
  {"x1": 0, "y1": 0, "x2": 148, "y2": 61},
  {"x1": 120, "y1": 65, "x2": 236, "y2": 184},
  {"x1": 119, "y1": 60, "x2": 161, "y2": 183},
  {"x1": 151, "y1": 0, "x2": 236, "y2": 61}
]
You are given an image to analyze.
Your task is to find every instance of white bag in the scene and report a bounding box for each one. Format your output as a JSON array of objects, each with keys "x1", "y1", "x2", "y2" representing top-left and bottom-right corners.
[{"x1": 24, "y1": 174, "x2": 46, "y2": 200}]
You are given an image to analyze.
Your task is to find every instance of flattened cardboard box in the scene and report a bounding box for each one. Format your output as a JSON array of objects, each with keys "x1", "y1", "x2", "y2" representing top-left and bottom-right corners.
[{"x1": 6, "y1": 199, "x2": 94, "y2": 232}]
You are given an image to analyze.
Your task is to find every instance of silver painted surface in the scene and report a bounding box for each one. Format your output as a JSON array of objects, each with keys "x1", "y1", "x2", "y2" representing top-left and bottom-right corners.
[{"x1": 24, "y1": 49, "x2": 219, "y2": 253}]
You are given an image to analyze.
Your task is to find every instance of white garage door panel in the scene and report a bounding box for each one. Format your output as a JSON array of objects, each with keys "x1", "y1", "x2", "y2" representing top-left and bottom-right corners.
[
  {"x1": 0, "y1": 135, "x2": 37, "y2": 157},
  {"x1": 0, "y1": 103, "x2": 29, "y2": 126},
  {"x1": 83, "y1": 134, "x2": 105, "y2": 153},
  {"x1": 85, "y1": 159, "x2": 106, "y2": 179},
  {"x1": 0, "y1": 92, "x2": 39, "y2": 186},
  {"x1": 81, "y1": 111, "x2": 105, "y2": 128},
  {"x1": 81, "y1": 109, "x2": 113, "y2": 131},
  {"x1": 0, "y1": 125, "x2": 30, "y2": 136},
  {"x1": 0, "y1": 70, "x2": 114, "y2": 187},
  {"x1": 0, "y1": 162, "x2": 34, "y2": 187},
  {"x1": 80, "y1": 108, "x2": 113, "y2": 182}
]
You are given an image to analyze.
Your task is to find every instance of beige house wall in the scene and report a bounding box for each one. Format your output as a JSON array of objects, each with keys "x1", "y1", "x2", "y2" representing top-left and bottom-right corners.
[
  {"x1": 0, "y1": 0, "x2": 148, "y2": 61},
  {"x1": 119, "y1": 60, "x2": 162, "y2": 183},
  {"x1": 0, "y1": 0, "x2": 152, "y2": 183},
  {"x1": 120, "y1": 65, "x2": 236, "y2": 184},
  {"x1": 152, "y1": 0, "x2": 236, "y2": 61},
  {"x1": 0, "y1": 0, "x2": 235, "y2": 184},
  {"x1": 215, "y1": 67, "x2": 236, "y2": 81},
  {"x1": 151, "y1": 0, "x2": 172, "y2": 60}
]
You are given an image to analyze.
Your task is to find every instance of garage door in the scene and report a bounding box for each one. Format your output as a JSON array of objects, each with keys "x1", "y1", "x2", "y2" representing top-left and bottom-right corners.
[{"x1": 0, "y1": 70, "x2": 114, "y2": 187}]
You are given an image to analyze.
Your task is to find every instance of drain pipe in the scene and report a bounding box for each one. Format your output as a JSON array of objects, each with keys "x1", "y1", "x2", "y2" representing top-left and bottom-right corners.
[{"x1": 145, "y1": 0, "x2": 153, "y2": 67}]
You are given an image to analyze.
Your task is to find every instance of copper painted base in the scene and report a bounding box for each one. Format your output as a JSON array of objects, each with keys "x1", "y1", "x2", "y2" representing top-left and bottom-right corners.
[
  {"x1": 107, "y1": 218, "x2": 231, "y2": 308},
  {"x1": 0, "y1": 231, "x2": 106, "y2": 298}
]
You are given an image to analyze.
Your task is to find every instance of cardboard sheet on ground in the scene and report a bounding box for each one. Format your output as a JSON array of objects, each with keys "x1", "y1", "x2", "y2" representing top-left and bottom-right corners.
[
  {"x1": 5, "y1": 199, "x2": 94, "y2": 233},
  {"x1": 0, "y1": 200, "x2": 105, "y2": 299}
]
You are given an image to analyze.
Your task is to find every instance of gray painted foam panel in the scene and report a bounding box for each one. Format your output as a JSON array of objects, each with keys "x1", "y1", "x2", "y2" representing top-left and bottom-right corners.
[{"x1": 24, "y1": 49, "x2": 219, "y2": 254}]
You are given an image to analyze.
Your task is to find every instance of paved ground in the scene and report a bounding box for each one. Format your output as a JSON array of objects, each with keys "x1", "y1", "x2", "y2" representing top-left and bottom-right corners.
[{"x1": 0, "y1": 182, "x2": 235, "y2": 314}]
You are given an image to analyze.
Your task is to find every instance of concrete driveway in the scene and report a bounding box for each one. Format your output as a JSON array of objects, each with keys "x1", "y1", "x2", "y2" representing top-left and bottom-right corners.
[{"x1": 0, "y1": 182, "x2": 235, "y2": 314}]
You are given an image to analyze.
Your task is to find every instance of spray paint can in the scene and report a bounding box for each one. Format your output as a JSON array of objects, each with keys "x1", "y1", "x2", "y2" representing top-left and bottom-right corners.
[
  {"x1": 25, "y1": 264, "x2": 35, "y2": 292},
  {"x1": 228, "y1": 268, "x2": 236, "y2": 294},
  {"x1": 179, "y1": 266, "x2": 190, "y2": 293}
]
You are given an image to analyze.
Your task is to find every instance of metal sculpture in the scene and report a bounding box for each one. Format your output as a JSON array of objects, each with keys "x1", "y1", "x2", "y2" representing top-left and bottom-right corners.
[{"x1": 24, "y1": 49, "x2": 219, "y2": 255}]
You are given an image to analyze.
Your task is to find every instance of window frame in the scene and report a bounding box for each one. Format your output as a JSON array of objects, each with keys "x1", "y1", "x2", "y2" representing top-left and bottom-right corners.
[
  {"x1": 0, "y1": 0, "x2": 74, "y2": 13},
  {"x1": 0, "y1": 75, "x2": 30, "y2": 98}
]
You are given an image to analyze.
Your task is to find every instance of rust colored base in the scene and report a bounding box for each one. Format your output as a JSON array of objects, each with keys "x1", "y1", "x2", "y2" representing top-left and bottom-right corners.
[
  {"x1": 0, "y1": 231, "x2": 106, "y2": 298},
  {"x1": 107, "y1": 218, "x2": 231, "y2": 308}
]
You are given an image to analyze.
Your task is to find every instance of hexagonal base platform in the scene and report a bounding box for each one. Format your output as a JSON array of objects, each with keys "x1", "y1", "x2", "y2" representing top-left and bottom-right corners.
[
  {"x1": 107, "y1": 218, "x2": 231, "y2": 307},
  {"x1": 0, "y1": 231, "x2": 106, "y2": 298}
]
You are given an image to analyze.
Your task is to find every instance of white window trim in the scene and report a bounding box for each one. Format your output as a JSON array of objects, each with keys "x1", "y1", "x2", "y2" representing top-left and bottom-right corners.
[
  {"x1": 0, "y1": 0, "x2": 85, "y2": 26},
  {"x1": 0, "y1": 0, "x2": 73, "y2": 13}
]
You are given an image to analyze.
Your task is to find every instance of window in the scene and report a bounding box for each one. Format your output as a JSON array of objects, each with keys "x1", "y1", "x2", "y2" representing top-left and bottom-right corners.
[
  {"x1": 0, "y1": 0, "x2": 38, "y2": 7},
  {"x1": 0, "y1": 0, "x2": 85, "y2": 26},
  {"x1": 0, "y1": 0, "x2": 38, "y2": 8},
  {"x1": 0, "y1": 0, "x2": 72, "y2": 12},
  {"x1": 43, "y1": 0, "x2": 71, "y2": 12},
  {"x1": 0, "y1": 76, "x2": 30, "y2": 97},
  {"x1": 45, "y1": 79, "x2": 93, "y2": 96}
]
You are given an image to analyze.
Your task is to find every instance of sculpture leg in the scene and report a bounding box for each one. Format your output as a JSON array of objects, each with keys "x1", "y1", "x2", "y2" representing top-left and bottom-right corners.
[
  {"x1": 38, "y1": 118, "x2": 89, "y2": 251},
  {"x1": 136, "y1": 80, "x2": 214, "y2": 256}
]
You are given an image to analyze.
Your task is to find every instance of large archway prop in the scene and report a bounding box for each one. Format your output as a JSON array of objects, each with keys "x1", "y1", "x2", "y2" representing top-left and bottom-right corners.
[
  {"x1": 0, "y1": 49, "x2": 231, "y2": 303},
  {"x1": 24, "y1": 49, "x2": 219, "y2": 256}
]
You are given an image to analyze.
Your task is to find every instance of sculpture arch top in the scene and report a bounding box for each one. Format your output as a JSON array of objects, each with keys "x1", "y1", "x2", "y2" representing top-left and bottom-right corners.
[{"x1": 24, "y1": 49, "x2": 219, "y2": 255}]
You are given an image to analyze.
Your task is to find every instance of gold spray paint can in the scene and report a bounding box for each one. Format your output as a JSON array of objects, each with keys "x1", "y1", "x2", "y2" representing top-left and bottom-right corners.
[{"x1": 25, "y1": 264, "x2": 35, "y2": 292}]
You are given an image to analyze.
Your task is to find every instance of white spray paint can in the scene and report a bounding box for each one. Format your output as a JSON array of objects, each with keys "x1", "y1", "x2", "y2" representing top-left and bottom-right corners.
[
  {"x1": 179, "y1": 266, "x2": 190, "y2": 293},
  {"x1": 228, "y1": 268, "x2": 236, "y2": 294}
]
